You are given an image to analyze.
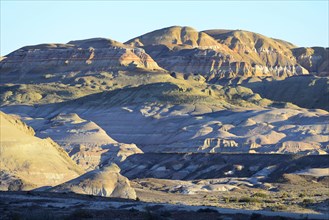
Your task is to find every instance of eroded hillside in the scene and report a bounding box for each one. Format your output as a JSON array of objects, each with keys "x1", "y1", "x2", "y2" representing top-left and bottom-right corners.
[{"x1": 0, "y1": 25, "x2": 328, "y2": 215}]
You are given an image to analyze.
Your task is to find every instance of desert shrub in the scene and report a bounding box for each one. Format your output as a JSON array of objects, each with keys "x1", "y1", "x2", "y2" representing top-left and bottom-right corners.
[
  {"x1": 223, "y1": 197, "x2": 239, "y2": 203},
  {"x1": 299, "y1": 192, "x2": 306, "y2": 198},
  {"x1": 314, "y1": 193, "x2": 322, "y2": 197},
  {"x1": 281, "y1": 192, "x2": 289, "y2": 198},
  {"x1": 253, "y1": 192, "x2": 268, "y2": 198},
  {"x1": 302, "y1": 198, "x2": 315, "y2": 204},
  {"x1": 270, "y1": 204, "x2": 287, "y2": 211},
  {"x1": 239, "y1": 197, "x2": 261, "y2": 203}
]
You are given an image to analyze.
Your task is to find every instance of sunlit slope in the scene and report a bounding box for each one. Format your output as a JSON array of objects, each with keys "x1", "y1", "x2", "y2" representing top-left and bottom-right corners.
[{"x1": 0, "y1": 111, "x2": 83, "y2": 190}]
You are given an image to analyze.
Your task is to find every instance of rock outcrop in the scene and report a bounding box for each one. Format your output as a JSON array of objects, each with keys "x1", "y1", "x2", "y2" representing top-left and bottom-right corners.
[
  {"x1": 292, "y1": 47, "x2": 329, "y2": 76},
  {"x1": 50, "y1": 163, "x2": 137, "y2": 199}
]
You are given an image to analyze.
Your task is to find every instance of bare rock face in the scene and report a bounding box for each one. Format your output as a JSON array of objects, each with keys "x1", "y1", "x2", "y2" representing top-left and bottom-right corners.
[
  {"x1": 126, "y1": 26, "x2": 310, "y2": 79},
  {"x1": 206, "y1": 29, "x2": 313, "y2": 78},
  {"x1": 0, "y1": 111, "x2": 83, "y2": 190},
  {"x1": 292, "y1": 47, "x2": 329, "y2": 76},
  {"x1": 50, "y1": 163, "x2": 137, "y2": 199},
  {"x1": 0, "y1": 38, "x2": 161, "y2": 83},
  {"x1": 276, "y1": 141, "x2": 327, "y2": 154},
  {"x1": 69, "y1": 143, "x2": 143, "y2": 171},
  {"x1": 206, "y1": 30, "x2": 297, "y2": 67}
]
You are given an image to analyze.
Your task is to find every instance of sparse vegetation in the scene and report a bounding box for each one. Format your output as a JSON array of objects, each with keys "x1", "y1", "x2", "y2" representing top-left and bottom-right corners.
[
  {"x1": 253, "y1": 192, "x2": 268, "y2": 198},
  {"x1": 239, "y1": 197, "x2": 261, "y2": 203},
  {"x1": 270, "y1": 204, "x2": 288, "y2": 211},
  {"x1": 302, "y1": 198, "x2": 315, "y2": 205}
]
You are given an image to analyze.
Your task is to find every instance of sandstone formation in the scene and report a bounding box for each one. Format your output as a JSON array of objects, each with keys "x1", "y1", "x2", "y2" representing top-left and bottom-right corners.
[{"x1": 50, "y1": 163, "x2": 137, "y2": 199}]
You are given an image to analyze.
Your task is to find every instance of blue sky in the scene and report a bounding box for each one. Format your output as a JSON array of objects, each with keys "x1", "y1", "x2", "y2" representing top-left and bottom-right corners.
[{"x1": 1, "y1": 0, "x2": 328, "y2": 55}]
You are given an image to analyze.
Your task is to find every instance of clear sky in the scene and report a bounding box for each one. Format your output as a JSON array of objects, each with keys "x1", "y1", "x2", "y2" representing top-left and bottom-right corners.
[{"x1": 1, "y1": 0, "x2": 328, "y2": 55}]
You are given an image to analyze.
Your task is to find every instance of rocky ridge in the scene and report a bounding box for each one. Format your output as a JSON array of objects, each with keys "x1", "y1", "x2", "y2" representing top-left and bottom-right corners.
[
  {"x1": 1, "y1": 26, "x2": 327, "y2": 84},
  {"x1": 0, "y1": 38, "x2": 161, "y2": 84}
]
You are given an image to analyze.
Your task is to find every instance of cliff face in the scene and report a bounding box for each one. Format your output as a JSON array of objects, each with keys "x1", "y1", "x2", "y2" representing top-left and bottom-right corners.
[
  {"x1": 0, "y1": 38, "x2": 161, "y2": 83},
  {"x1": 292, "y1": 47, "x2": 329, "y2": 76},
  {"x1": 205, "y1": 29, "x2": 297, "y2": 67}
]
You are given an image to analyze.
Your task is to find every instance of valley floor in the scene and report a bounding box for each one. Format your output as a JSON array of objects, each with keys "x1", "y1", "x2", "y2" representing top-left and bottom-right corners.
[
  {"x1": 0, "y1": 191, "x2": 327, "y2": 220},
  {"x1": 132, "y1": 177, "x2": 329, "y2": 215}
]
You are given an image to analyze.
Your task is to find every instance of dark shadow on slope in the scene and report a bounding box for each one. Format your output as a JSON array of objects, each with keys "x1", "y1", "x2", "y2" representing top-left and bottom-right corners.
[{"x1": 242, "y1": 76, "x2": 329, "y2": 111}]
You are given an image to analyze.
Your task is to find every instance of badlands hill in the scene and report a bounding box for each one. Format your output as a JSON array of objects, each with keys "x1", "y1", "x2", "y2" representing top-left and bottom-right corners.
[
  {"x1": 0, "y1": 26, "x2": 328, "y2": 202},
  {"x1": 51, "y1": 163, "x2": 136, "y2": 199},
  {"x1": 0, "y1": 37, "x2": 161, "y2": 84},
  {"x1": 204, "y1": 29, "x2": 298, "y2": 69},
  {"x1": 0, "y1": 111, "x2": 83, "y2": 190},
  {"x1": 0, "y1": 111, "x2": 139, "y2": 199},
  {"x1": 0, "y1": 26, "x2": 328, "y2": 110},
  {"x1": 127, "y1": 26, "x2": 328, "y2": 78},
  {"x1": 36, "y1": 112, "x2": 143, "y2": 171},
  {"x1": 126, "y1": 26, "x2": 221, "y2": 49}
]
